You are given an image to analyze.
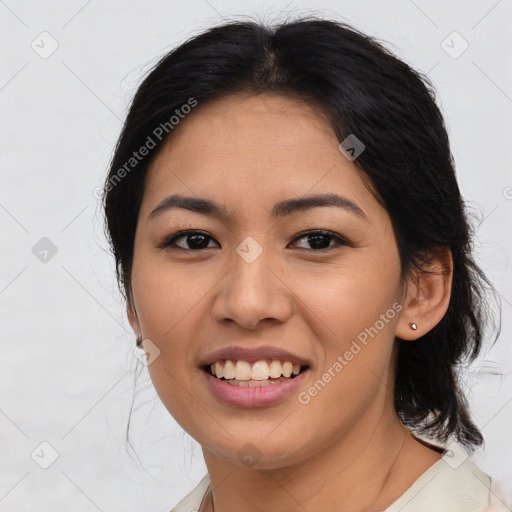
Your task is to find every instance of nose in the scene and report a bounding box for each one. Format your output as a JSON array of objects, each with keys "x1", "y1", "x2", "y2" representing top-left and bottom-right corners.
[{"x1": 211, "y1": 243, "x2": 292, "y2": 331}]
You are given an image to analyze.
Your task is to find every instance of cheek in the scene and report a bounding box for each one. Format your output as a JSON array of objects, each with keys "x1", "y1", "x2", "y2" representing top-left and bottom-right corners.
[
  {"x1": 146, "y1": 360, "x2": 207, "y2": 441},
  {"x1": 131, "y1": 254, "x2": 207, "y2": 341},
  {"x1": 132, "y1": 263, "x2": 207, "y2": 425},
  {"x1": 296, "y1": 248, "x2": 402, "y2": 340},
  {"x1": 296, "y1": 305, "x2": 399, "y2": 443},
  {"x1": 294, "y1": 244, "x2": 401, "y2": 408}
]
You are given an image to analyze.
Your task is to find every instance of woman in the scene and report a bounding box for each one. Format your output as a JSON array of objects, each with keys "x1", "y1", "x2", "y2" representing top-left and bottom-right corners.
[{"x1": 101, "y1": 16, "x2": 508, "y2": 512}]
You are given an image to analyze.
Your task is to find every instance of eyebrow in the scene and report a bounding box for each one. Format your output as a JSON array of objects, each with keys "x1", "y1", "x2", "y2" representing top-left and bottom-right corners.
[{"x1": 147, "y1": 193, "x2": 368, "y2": 223}]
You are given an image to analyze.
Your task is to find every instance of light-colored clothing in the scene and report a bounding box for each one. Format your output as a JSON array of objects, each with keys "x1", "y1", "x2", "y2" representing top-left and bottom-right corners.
[{"x1": 170, "y1": 457, "x2": 509, "y2": 512}]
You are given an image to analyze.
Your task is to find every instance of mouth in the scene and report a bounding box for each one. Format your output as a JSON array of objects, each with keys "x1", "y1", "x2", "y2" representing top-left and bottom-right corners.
[
  {"x1": 201, "y1": 360, "x2": 312, "y2": 407},
  {"x1": 201, "y1": 360, "x2": 311, "y2": 387}
]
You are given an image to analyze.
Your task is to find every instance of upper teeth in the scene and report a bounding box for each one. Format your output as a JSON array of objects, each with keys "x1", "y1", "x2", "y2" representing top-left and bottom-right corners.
[{"x1": 210, "y1": 360, "x2": 302, "y2": 380}]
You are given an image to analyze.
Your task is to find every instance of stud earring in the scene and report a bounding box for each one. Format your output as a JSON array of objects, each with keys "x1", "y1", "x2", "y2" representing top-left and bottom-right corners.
[{"x1": 409, "y1": 322, "x2": 418, "y2": 330}]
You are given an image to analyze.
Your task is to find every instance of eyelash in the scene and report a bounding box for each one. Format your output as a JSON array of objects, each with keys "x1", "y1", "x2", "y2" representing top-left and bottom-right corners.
[{"x1": 158, "y1": 229, "x2": 350, "y2": 252}]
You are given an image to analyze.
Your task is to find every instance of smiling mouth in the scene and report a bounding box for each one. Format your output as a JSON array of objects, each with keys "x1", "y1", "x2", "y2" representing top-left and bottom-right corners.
[{"x1": 201, "y1": 363, "x2": 310, "y2": 386}]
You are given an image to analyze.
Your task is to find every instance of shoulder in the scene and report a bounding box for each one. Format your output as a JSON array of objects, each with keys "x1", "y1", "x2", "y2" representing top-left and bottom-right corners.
[
  {"x1": 169, "y1": 461, "x2": 509, "y2": 512},
  {"x1": 385, "y1": 454, "x2": 505, "y2": 512},
  {"x1": 169, "y1": 473, "x2": 210, "y2": 512}
]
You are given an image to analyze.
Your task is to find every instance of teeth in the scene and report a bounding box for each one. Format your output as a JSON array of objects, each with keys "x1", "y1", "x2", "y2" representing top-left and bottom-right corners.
[
  {"x1": 235, "y1": 361, "x2": 252, "y2": 380},
  {"x1": 223, "y1": 359, "x2": 235, "y2": 379},
  {"x1": 214, "y1": 361, "x2": 224, "y2": 379},
  {"x1": 251, "y1": 361, "x2": 270, "y2": 380},
  {"x1": 227, "y1": 376, "x2": 292, "y2": 386},
  {"x1": 209, "y1": 359, "x2": 304, "y2": 380},
  {"x1": 282, "y1": 362, "x2": 293, "y2": 378},
  {"x1": 269, "y1": 360, "x2": 282, "y2": 378}
]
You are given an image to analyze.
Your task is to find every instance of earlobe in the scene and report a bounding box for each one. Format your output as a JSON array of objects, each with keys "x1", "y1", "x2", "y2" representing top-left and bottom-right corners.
[
  {"x1": 395, "y1": 248, "x2": 453, "y2": 341},
  {"x1": 127, "y1": 300, "x2": 141, "y2": 336}
]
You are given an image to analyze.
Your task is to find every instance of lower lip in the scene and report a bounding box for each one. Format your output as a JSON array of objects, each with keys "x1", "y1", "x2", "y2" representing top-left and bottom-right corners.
[{"x1": 202, "y1": 368, "x2": 311, "y2": 407}]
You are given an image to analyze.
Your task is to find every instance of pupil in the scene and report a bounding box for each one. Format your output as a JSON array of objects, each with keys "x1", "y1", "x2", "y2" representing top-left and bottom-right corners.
[
  {"x1": 309, "y1": 234, "x2": 330, "y2": 249},
  {"x1": 188, "y1": 234, "x2": 209, "y2": 249}
]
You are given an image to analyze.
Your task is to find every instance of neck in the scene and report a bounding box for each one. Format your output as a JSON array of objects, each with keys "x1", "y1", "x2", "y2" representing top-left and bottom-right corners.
[{"x1": 200, "y1": 394, "x2": 441, "y2": 512}]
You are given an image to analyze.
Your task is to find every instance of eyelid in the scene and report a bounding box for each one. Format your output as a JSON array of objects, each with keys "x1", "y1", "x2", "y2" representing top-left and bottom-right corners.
[
  {"x1": 157, "y1": 229, "x2": 217, "y2": 250},
  {"x1": 158, "y1": 228, "x2": 351, "y2": 251},
  {"x1": 290, "y1": 229, "x2": 351, "y2": 249}
]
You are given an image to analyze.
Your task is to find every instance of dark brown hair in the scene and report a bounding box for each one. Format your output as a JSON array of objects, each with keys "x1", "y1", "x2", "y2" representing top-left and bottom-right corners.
[{"x1": 102, "y1": 17, "x2": 500, "y2": 449}]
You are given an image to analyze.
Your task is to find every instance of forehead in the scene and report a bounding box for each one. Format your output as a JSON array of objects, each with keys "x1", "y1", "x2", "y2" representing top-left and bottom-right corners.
[
  {"x1": 151, "y1": 93, "x2": 337, "y2": 166},
  {"x1": 141, "y1": 93, "x2": 380, "y2": 222}
]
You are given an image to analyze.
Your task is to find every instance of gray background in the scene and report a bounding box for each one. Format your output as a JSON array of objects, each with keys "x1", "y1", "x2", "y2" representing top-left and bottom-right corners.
[{"x1": 1, "y1": 0, "x2": 511, "y2": 510}]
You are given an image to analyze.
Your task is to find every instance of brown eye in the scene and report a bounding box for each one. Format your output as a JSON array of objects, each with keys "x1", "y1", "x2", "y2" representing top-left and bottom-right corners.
[
  {"x1": 160, "y1": 230, "x2": 219, "y2": 250},
  {"x1": 290, "y1": 230, "x2": 348, "y2": 251},
  {"x1": 159, "y1": 229, "x2": 349, "y2": 252}
]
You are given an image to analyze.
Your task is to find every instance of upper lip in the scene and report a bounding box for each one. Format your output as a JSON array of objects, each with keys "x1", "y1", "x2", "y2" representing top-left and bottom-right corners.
[{"x1": 199, "y1": 345, "x2": 312, "y2": 368}]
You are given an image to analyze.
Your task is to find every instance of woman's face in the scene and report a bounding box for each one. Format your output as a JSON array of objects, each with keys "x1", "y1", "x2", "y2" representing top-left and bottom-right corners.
[{"x1": 129, "y1": 93, "x2": 407, "y2": 469}]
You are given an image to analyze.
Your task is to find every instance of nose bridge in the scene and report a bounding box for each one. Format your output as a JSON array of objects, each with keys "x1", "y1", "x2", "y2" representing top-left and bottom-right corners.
[
  {"x1": 231, "y1": 234, "x2": 273, "y2": 298},
  {"x1": 213, "y1": 234, "x2": 290, "y2": 329}
]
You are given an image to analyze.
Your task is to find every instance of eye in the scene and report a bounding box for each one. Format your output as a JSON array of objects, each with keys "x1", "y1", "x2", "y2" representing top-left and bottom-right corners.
[
  {"x1": 289, "y1": 230, "x2": 348, "y2": 251},
  {"x1": 159, "y1": 230, "x2": 219, "y2": 251},
  {"x1": 159, "y1": 229, "x2": 349, "y2": 252}
]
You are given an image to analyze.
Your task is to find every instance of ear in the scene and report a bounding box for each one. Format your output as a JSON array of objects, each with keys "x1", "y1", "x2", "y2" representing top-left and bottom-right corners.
[
  {"x1": 127, "y1": 298, "x2": 141, "y2": 336},
  {"x1": 395, "y1": 247, "x2": 453, "y2": 341}
]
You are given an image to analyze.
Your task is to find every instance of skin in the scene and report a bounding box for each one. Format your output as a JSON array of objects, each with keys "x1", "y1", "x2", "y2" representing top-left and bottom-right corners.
[{"x1": 127, "y1": 93, "x2": 453, "y2": 512}]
